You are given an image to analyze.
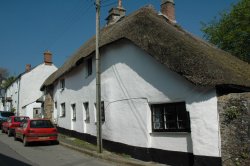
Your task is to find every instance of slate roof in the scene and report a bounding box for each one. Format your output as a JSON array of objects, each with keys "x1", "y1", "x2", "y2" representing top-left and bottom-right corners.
[{"x1": 42, "y1": 6, "x2": 250, "y2": 90}]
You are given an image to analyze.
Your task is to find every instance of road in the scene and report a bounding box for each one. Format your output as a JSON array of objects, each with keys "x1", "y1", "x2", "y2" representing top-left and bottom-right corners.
[{"x1": 0, "y1": 132, "x2": 114, "y2": 166}]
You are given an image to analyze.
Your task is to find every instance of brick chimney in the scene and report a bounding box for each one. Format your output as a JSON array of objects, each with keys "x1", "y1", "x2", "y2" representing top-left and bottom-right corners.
[
  {"x1": 25, "y1": 64, "x2": 31, "y2": 72},
  {"x1": 106, "y1": 0, "x2": 126, "y2": 25},
  {"x1": 160, "y1": 0, "x2": 176, "y2": 23},
  {"x1": 44, "y1": 50, "x2": 52, "y2": 65}
]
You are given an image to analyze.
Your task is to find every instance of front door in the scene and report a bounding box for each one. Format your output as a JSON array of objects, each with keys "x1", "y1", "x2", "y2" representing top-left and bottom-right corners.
[{"x1": 33, "y1": 108, "x2": 41, "y2": 118}]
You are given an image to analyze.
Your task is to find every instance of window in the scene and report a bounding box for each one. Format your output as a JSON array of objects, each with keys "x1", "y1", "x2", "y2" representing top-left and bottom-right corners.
[
  {"x1": 30, "y1": 120, "x2": 54, "y2": 128},
  {"x1": 55, "y1": 102, "x2": 57, "y2": 109},
  {"x1": 71, "y1": 104, "x2": 76, "y2": 121},
  {"x1": 83, "y1": 102, "x2": 90, "y2": 123},
  {"x1": 94, "y1": 101, "x2": 105, "y2": 122},
  {"x1": 60, "y1": 103, "x2": 66, "y2": 117},
  {"x1": 87, "y1": 57, "x2": 92, "y2": 76},
  {"x1": 60, "y1": 79, "x2": 65, "y2": 90},
  {"x1": 151, "y1": 102, "x2": 190, "y2": 132}
]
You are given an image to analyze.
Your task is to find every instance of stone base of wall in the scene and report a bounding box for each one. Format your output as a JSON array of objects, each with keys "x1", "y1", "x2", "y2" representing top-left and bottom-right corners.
[{"x1": 218, "y1": 92, "x2": 250, "y2": 166}]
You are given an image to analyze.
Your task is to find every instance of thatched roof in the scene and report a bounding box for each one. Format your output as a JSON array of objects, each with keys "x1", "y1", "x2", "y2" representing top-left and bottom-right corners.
[{"x1": 42, "y1": 6, "x2": 250, "y2": 90}]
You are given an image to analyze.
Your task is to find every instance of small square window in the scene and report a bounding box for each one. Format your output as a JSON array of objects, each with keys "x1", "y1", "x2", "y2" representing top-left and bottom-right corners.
[{"x1": 151, "y1": 102, "x2": 190, "y2": 132}]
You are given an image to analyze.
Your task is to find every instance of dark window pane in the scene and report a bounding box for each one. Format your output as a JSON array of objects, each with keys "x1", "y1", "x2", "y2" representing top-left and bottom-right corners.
[{"x1": 151, "y1": 102, "x2": 190, "y2": 132}]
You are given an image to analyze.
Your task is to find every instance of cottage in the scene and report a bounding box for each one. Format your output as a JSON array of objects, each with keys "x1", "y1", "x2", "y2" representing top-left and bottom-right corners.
[
  {"x1": 6, "y1": 51, "x2": 57, "y2": 118},
  {"x1": 41, "y1": 1, "x2": 250, "y2": 166}
]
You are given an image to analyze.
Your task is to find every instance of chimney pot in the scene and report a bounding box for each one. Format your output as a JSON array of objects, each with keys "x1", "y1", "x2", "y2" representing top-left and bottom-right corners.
[
  {"x1": 25, "y1": 64, "x2": 31, "y2": 72},
  {"x1": 161, "y1": 0, "x2": 176, "y2": 23},
  {"x1": 106, "y1": 0, "x2": 126, "y2": 25},
  {"x1": 44, "y1": 50, "x2": 52, "y2": 65}
]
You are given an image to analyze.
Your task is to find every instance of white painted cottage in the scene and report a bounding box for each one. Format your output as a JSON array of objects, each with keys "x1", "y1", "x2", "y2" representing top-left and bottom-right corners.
[
  {"x1": 41, "y1": 1, "x2": 250, "y2": 166},
  {"x1": 6, "y1": 51, "x2": 57, "y2": 118}
]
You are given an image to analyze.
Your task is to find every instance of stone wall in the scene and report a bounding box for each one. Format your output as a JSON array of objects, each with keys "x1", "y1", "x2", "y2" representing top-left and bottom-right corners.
[
  {"x1": 44, "y1": 90, "x2": 54, "y2": 121},
  {"x1": 218, "y1": 93, "x2": 250, "y2": 166}
]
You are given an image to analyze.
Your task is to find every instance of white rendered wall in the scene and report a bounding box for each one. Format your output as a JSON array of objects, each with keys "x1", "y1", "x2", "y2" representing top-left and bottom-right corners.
[
  {"x1": 19, "y1": 64, "x2": 57, "y2": 117},
  {"x1": 53, "y1": 40, "x2": 220, "y2": 157},
  {"x1": 5, "y1": 79, "x2": 19, "y2": 112}
]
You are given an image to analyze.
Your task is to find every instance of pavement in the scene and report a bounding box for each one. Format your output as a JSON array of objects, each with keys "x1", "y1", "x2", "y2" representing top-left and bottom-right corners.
[{"x1": 58, "y1": 134, "x2": 166, "y2": 166}]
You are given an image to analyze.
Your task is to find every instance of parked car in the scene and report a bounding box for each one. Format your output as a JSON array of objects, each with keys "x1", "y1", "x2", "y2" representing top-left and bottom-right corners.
[
  {"x1": 0, "y1": 111, "x2": 15, "y2": 128},
  {"x1": 1, "y1": 116, "x2": 29, "y2": 136},
  {"x1": 14, "y1": 119, "x2": 58, "y2": 146}
]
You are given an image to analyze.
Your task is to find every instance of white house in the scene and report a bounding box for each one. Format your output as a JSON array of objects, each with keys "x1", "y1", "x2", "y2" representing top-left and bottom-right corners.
[
  {"x1": 6, "y1": 51, "x2": 57, "y2": 118},
  {"x1": 41, "y1": 1, "x2": 250, "y2": 166}
]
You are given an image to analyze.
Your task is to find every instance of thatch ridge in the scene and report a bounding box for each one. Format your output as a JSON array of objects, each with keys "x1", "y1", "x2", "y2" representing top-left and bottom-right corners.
[{"x1": 42, "y1": 6, "x2": 250, "y2": 90}]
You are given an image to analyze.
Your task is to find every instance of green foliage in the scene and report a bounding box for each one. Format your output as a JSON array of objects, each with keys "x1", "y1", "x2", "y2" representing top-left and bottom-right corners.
[
  {"x1": 201, "y1": 0, "x2": 250, "y2": 63},
  {"x1": 0, "y1": 76, "x2": 16, "y2": 89},
  {"x1": 0, "y1": 67, "x2": 9, "y2": 83},
  {"x1": 224, "y1": 106, "x2": 241, "y2": 123}
]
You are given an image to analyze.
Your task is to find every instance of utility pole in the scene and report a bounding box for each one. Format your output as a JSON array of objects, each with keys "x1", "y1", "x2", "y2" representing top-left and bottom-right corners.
[{"x1": 95, "y1": 0, "x2": 102, "y2": 153}]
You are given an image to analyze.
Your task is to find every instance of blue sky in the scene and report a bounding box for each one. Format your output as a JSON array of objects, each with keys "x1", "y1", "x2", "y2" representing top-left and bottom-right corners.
[{"x1": 0, "y1": 0, "x2": 238, "y2": 76}]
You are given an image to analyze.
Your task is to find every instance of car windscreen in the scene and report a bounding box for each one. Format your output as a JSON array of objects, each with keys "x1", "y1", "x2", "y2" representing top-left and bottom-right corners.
[
  {"x1": 14, "y1": 117, "x2": 29, "y2": 122},
  {"x1": 0, "y1": 112, "x2": 15, "y2": 117},
  {"x1": 30, "y1": 120, "x2": 54, "y2": 128}
]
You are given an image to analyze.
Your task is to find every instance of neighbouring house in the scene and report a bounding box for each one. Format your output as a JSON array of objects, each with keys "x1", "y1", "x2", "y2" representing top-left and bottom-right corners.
[
  {"x1": 6, "y1": 51, "x2": 57, "y2": 118},
  {"x1": 41, "y1": 1, "x2": 250, "y2": 166}
]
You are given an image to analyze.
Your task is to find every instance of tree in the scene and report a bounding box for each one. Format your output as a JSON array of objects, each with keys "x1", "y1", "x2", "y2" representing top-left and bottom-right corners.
[
  {"x1": 0, "y1": 67, "x2": 8, "y2": 84},
  {"x1": 1, "y1": 76, "x2": 16, "y2": 89},
  {"x1": 201, "y1": 0, "x2": 250, "y2": 63}
]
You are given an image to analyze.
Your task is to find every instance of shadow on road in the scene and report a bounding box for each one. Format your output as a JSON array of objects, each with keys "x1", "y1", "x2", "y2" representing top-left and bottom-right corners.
[{"x1": 0, "y1": 153, "x2": 32, "y2": 166}]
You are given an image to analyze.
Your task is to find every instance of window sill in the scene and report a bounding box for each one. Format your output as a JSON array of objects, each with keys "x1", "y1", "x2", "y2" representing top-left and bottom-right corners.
[
  {"x1": 150, "y1": 131, "x2": 191, "y2": 136},
  {"x1": 59, "y1": 116, "x2": 65, "y2": 118}
]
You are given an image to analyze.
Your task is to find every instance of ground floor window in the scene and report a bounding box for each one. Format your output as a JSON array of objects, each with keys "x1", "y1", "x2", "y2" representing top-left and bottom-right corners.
[
  {"x1": 60, "y1": 103, "x2": 65, "y2": 117},
  {"x1": 83, "y1": 102, "x2": 90, "y2": 123},
  {"x1": 71, "y1": 103, "x2": 76, "y2": 120},
  {"x1": 151, "y1": 102, "x2": 190, "y2": 132},
  {"x1": 94, "y1": 101, "x2": 105, "y2": 122}
]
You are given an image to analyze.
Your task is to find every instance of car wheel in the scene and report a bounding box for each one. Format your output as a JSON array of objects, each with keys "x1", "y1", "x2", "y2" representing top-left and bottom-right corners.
[
  {"x1": 7, "y1": 129, "x2": 11, "y2": 137},
  {"x1": 23, "y1": 136, "x2": 28, "y2": 147}
]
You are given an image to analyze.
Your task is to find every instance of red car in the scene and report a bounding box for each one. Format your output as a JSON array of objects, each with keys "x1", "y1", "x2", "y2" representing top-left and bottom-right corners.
[
  {"x1": 14, "y1": 119, "x2": 58, "y2": 146},
  {"x1": 1, "y1": 116, "x2": 29, "y2": 136}
]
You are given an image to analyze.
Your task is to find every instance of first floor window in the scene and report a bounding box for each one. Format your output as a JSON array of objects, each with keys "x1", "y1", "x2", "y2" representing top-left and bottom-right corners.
[
  {"x1": 60, "y1": 103, "x2": 65, "y2": 117},
  {"x1": 71, "y1": 104, "x2": 76, "y2": 120},
  {"x1": 151, "y1": 102, "x2": 190, "y2": 132},
  {"x1": 60, "y1": 79, "x2": 65, "y2": 90},
  {"x1": 87, "y1": 57, "x2": 92, "y2": 76}
]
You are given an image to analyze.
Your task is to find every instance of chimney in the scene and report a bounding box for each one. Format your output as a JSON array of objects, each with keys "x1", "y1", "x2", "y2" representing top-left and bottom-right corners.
[
  {"x1": 44, "y1": 50, "x2": 52, "y2": 65},
  {"x1": 161, "y1": 0, "x2": 176, "y2": 23},
  {"x1": 106, "y1": 0, "x2": 126, "y2": 25},
  {"x1": 25, "y1": 64, "x2": 31, "y2": 72}
]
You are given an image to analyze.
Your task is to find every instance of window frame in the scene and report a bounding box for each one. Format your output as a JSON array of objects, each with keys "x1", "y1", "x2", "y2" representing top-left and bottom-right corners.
[
  {"x1": 87, "y1": 57, "x2": 92, "y2": 76},
  {"x1": 60, "y1": 79, "x2": 65, "y2": 91},
  {"x1": 60, "y1": 103, "x2": 66, "y2": 117},
  {"x1": 83, "y1": 102, "x2": 90, "y2": 123},
  {"x1": 94, "y1": 101, "x2": 105, "y2": 123},
  {"x1": 151, "y1": 102, "x2": 191, "y2": 132},
  {"x1": 71, "y1": 103, "x2": 76, "y2": 121}
]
